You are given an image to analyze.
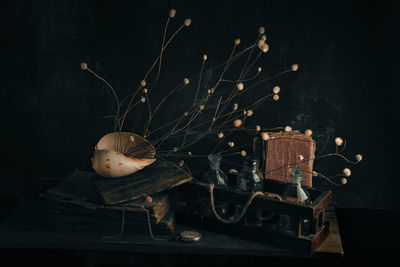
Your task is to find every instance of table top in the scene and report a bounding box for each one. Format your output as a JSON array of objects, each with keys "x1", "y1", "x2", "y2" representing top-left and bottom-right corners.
[{"x1": 0, "y1": 198, "x2": 343, "y2": 259}]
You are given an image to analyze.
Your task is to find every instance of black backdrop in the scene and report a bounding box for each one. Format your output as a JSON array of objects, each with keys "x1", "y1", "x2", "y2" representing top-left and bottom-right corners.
[{"x1": 1, "y1": 0, "x2": 399, "y2": 209}]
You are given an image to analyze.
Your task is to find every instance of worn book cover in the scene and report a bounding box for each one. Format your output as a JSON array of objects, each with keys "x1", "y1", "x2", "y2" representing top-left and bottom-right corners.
[{"x1": 253, "y1": 131, "x2": 316, "y2": 187}]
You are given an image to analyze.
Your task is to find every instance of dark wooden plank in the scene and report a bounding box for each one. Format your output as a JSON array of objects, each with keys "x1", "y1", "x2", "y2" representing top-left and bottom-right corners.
[{"x1": 93, "y1": 160, "x2": 192, "y2": 204}]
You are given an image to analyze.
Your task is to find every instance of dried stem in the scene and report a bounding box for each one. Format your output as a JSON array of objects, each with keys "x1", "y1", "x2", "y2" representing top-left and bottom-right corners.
[{"x1": 86, "y1": 68, "x2": 121, "y2": 131}]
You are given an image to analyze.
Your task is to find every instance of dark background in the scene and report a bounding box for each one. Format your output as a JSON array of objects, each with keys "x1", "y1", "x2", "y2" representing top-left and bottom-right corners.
[{"x1": 1, "y1": 0, "x2": 399, "y2": 209}]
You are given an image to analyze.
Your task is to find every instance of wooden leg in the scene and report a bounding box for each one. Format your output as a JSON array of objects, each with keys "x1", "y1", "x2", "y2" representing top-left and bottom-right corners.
[
  {"x1": 298, "y1": 218, "x2": 302, "y2": 237},
  {"x1": 314, "y1": 214, "x2": 319, "y2": 234},
  {"x1": 321, "y1": 211, "x2": 325, "y2": 226}
]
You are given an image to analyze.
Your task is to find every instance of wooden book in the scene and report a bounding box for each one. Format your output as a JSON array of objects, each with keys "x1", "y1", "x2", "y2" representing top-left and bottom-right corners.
[
  {"x1": 41, "y1": 169, "x2": 173, "y2": 224},
  {"x1": 253, "y1": 130, "x2": 316, "y2": 187},
  {"x1": 93, "y1": 160, "x2": 192, "y2": 204}
]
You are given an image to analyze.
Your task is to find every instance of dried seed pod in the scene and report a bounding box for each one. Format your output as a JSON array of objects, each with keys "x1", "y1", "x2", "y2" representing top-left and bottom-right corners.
[
  {"x1": 179, "y1": 160, "x2": 184, "y2": 167},
  {"x1": 335, "y1": 137, "x2": 343, "y2": 146},
  {"x1": 184, "y1": 78, "x2": 190, "y2": 85},
  {"x1": 257, "y1": 66, "x2": 262, "y2": 72},
  {"x1": 141, "y1": 80, "x2": 147, "y2": 87},
  {"x1": 259, "y1": 26, "x2": 265, "y2": 34},
  {"x1": 246, "y1": 110, "x2": 253, "y2": 116},
  {"x1": 304, "y1": 129, "x2": 313, "y2": 137},
  {"x1": 343, "y1": 168, "x2": 351, "y2": 177},
  {"x1": 355, "y1": 154, "x2": 363, "y2": 162},
  {"x1": 184, "y1": 18, "x2": 191, "y2": 26},
  {"x1": 188, "y1": 151, "x2": 192, "y2": 156},
  {"x1": 229, "y1": 169, "x2": 238, "y2": 174},
  {"x1": 143, "y1": 88, "x2": 148, "y2": 94},
  {"x1": 140, "y1": 96, "x2": 146, "y2": 103},
  {"x1": 341, "y1": 178, "x2": 347, "y2": 185},
  {"x1": 255, "y1": 125, "x2": 261, "y2": 132},
  {"x1": 261, "y1": 132, "x2": 270, "y2": 141},
  {"x1": 235, "y1": 38, "x2": 241, "y2": 45},
  {"x1": 241, "y1": 150, "x2": 247, "y2": 157},
  {"x1": 183, "y1": 111, "x2": 188, "y2": 116},
  {"x1": 291, "y1": 64, "x2": 299, "y2": 71},
  {"x1": 236, "y1": 82, "x2": 244, "y2": 91},
  {"x1": 233, "y1": 103, "x2": 238, "y2": 110},
  {"x1": 233, "y1": 119, "x2": 242, "y2": 128},
  {"x1": 298, "y1": 155, "x2": 304, "y2": 161},
  {"x1": 80, "y1": 62, "x2": 88, "y2": 70},
  {"x1": 173, "y1": 147, "x2": 178, "y2": 152},
  {"x1": 169, "y1": 9, "x2": 176, "y2": 18},
  {"x1": 312, "y1": 171, "x2": 318, "y2": 177},
  {"x1": 262, "y1": 44, "x2": 269, "y2": 53},
  {"x1": 228, "y1": 142, "x2": 235, "y2": 148},
  {"x1": 257, "y1": 39, "x2": 265, "y2": 49},
  {"x1": 146, "y1": 195, "x2": 153, "y2": 203},
  {"x1": 273, "y1": 94, "x2": 280, "y2": 101},
  {"x1": 218, "y1": 132, "x2": 224, "y2": 139},
  {"x1": 284, "y1": 125, "x2": 292, "y2": 132},
  {"x1": 273, "y1": 86, "x2": 280, "y2": 94},
  {"x1": 203, "y1": 54, "x2": 207, "y2": 61},
  {"x1": 199, "y1": 105, "x2": 205, "y2": 110},
  {"x1": 261, "y1": 35, "x2": 266, "y2": 41}
]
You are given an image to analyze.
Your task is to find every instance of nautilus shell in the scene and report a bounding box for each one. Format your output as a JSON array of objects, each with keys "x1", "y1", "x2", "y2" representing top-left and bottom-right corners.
[{"x1": 91, "y1": 132, "x2": 156, "y2": 178}]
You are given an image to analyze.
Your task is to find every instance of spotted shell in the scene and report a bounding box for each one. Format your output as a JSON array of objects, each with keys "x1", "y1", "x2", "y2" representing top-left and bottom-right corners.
[{"x1": 91, "y1": 132, "x2": 156, "y2": 178}]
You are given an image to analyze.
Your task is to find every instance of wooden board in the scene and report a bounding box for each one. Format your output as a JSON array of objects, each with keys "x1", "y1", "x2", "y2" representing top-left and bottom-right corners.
[{"x1": 93, "y1": 160, "x2": 192, "y2": 204}]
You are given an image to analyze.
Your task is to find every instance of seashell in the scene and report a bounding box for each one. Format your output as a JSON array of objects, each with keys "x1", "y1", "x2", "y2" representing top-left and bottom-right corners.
[{"x1": 91, "y1": 132, "x2": 156, "y2": 178}]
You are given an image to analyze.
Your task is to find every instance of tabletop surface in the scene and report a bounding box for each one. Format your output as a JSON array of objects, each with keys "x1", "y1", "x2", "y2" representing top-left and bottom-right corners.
[{"x1": 0, "y1": 198, "x2": 343, "y2": 259}]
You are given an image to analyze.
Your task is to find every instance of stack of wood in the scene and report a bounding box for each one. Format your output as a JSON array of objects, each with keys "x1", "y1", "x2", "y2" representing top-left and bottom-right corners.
[{"x1": 39, "y1": 160, "x2": 192, "y2": 239}]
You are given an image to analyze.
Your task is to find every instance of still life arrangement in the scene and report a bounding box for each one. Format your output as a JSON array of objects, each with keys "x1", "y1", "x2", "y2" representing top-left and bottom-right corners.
[{"x1": 43, "y1": 8, "x2": 362, "y2": 253}]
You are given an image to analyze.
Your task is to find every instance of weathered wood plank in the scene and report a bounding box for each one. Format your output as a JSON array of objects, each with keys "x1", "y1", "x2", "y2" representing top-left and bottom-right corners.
[{"x1": 93, "y1": 160, "x2": 192, "y2": 204}]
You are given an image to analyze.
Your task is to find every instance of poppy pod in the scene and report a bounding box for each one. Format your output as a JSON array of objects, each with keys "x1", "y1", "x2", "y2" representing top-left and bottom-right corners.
[{"x1": 91, "y1": 132, "x2": 156, "y2": 178}]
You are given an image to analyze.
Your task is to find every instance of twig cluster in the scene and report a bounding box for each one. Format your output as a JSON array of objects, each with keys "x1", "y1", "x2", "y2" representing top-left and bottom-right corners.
[{"x1": 80, "y1": 8, "x2": 362, "y2": 188}]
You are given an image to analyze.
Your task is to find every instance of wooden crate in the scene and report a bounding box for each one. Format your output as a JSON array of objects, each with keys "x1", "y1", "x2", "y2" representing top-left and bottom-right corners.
[{"x1": 177, "y1": 179, "x2": 331, "y2": 253}]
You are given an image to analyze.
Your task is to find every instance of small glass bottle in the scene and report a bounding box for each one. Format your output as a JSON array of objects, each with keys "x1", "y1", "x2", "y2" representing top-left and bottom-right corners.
[
  {"x1": 281, "y1": 168, "x2": 310, "y2": 203},
  {"x1": 202, "y1": 153, "x2": 227, "y2": 186},
  {"x1": 237, "y1": 157, "x2": 263, "y2": 192}
]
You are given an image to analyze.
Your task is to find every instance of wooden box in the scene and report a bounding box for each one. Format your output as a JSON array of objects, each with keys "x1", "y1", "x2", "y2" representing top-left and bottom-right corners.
[{"x1": 177, "y1": 179, "x2": 331, "y2": 253}]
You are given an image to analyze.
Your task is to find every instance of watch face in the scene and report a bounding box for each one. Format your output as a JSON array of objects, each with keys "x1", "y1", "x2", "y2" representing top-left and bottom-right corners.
[{"x1": 179, "y1": 230, "x2": 202, "y2": 242}]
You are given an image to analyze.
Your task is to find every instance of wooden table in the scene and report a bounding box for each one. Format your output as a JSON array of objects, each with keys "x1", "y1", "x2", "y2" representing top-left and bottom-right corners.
[{"x1": 0, "y1": 198, "x2": 343, "y2": 264}]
